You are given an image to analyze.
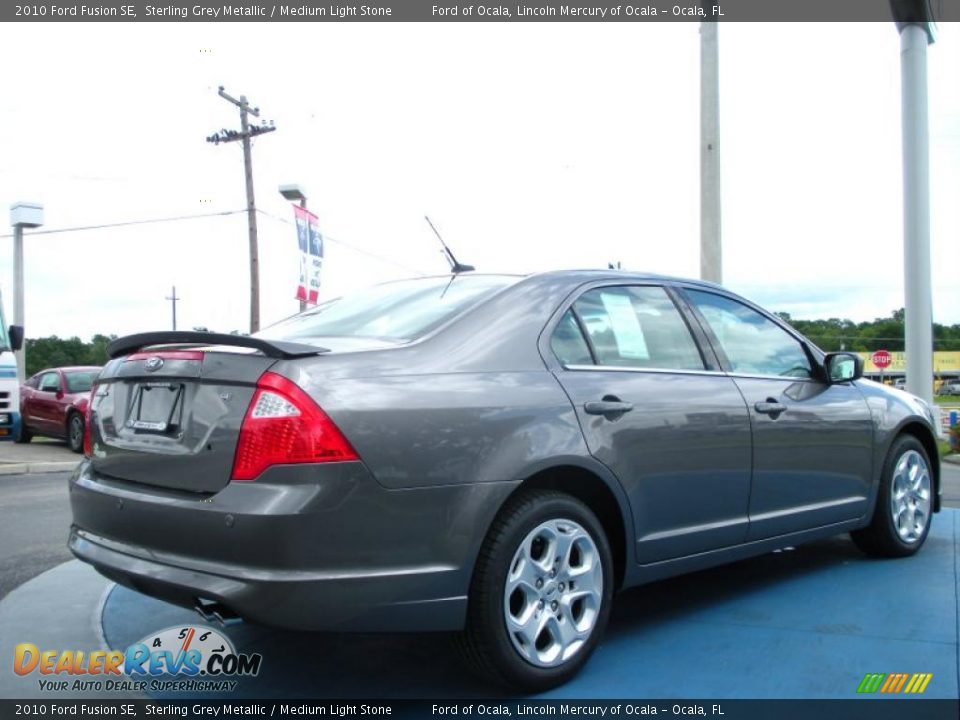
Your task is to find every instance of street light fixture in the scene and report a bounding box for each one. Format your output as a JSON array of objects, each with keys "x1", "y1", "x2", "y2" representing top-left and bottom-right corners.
[
  {"x1": 279, "y1": 184, "x2": 308, "y2": 206},
  {"x1": 279, "y1": 185, "x2": 309, "y2": 311},
  {"x1": 9, "y1": 202, "x2": 44, "y2": 383}
]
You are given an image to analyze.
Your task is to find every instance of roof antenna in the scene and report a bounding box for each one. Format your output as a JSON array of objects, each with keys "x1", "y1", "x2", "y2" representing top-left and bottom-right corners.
[{"x1": 426, "y1": 215, "x2": 475, "y2": 274}]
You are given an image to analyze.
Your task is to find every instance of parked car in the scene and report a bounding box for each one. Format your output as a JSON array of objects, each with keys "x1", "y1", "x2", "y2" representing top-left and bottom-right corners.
[
  {"x1": 19, "y1": 366, "x2": 101, "y2": 452},
  {"x1": 893, "y1": 377, "x2": 906, "y2": 390},
  {"x1": 68, "y1": 271, "x2": 941, "y2": 690},
  {"x1": 937, "y1": 379, "x2": 960, "y2": 396}
]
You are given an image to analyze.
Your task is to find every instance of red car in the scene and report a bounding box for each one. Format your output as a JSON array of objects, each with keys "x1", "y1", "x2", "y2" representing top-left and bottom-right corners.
[{"x1": 18, "y1": 366, "x2": 101, "y2": 453}]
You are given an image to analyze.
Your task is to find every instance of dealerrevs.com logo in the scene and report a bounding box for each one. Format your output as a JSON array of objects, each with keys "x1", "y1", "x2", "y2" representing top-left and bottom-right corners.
[{"x1": 13, "y1": 625, "x2": 262, "y2": 693}]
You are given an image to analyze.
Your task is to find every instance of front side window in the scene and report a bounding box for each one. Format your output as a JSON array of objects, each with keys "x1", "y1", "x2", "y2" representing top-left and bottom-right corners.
[
  {"x1": 65, "y1": 371, "x2": 98, "y2": 394},
  {"x1": 258, "y1": 275, "x2": 518, "y2": 345},
  {"x1": 686, "y1": 290, "x2": 812, "y2": 379},
  {"x1": 563, "y1": 286, "x2": 704, "y2": 371},
  {"x1": 39, "y1": 372, "x2": 61, "y2": 392}
]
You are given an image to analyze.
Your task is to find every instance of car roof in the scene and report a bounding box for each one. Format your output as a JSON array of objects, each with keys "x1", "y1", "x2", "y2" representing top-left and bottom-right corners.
[
  {"x1": 36, "y1": 366, "x2": 102, "y2": 374},
  {"x1": 528, "y1": 268, "x2": 725, "y2": 290},
  {"x1": 387, "y1": 269, "x2": 726, "y2": 292}
]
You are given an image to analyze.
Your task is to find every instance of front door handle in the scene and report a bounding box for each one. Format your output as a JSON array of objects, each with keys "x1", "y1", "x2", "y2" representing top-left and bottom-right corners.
[
  {"x1": 754, "y1": 399, "x2": 787, "y2": 417},
  {"x1": 584, "y1": 397, "x2": 634, "y2": 417}
]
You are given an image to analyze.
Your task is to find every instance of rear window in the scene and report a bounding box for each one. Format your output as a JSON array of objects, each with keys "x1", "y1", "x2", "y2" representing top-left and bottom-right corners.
[
  {"x1": 65, "y1": 371, "x2": 99, "y2": 393},
  {"x1": 258, "y1": 275, "x2": 518, "y2": 344}
]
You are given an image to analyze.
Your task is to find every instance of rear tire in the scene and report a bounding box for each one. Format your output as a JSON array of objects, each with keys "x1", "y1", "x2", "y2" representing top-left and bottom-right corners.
[
  {"x1": 851, "y1": 435, "x2": 933, "y2": 558},
  {"x1": 67, "y1": 413, "x2": 84, "y2": 454},
  {"x1": 459, "y1": 489, "x2": 613, "y2": 691},
  {"x1": 15, "y1": 425, "x2": 32, "y2": 443}
]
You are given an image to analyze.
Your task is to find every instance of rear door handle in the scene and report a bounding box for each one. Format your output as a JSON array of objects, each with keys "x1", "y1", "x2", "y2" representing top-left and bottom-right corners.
[
  {"x1": 584, "y1": 399, "x2": 634, "y2": 417},
  {"x1": 754, "y1": 399, "x2": 787, "y2": 417}
]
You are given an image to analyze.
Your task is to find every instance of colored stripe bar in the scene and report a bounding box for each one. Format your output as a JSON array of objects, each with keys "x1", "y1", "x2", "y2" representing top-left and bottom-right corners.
[
  {"x1": 904, "y1": 674, "x2": 920, "y2": 693},
  {"x1": 857, "y1": 673, "x2": 885, "y2": 693},
  {"x1": 893, "y1": 674, "x2": 909, "y2": 693}
]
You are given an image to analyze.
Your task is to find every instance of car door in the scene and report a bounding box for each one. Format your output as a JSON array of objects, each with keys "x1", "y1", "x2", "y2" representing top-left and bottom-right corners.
[
  {"x1": 33, "y1": 371, "x2": 64, "y2": 435},
  {"x1": 548, "y1": 283, "x2": 753, "y2": 564},
  {"x1": 681, "y1": 287, "x2": 874, "y2": 539},
  {"x1": 20, "y1": 375, "x2": 39, "y2": 428}
]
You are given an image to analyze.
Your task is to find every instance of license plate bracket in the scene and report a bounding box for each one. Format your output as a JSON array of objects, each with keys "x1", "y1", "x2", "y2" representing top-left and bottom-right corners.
[{"x1": 126, "y1": 382, "x2": 184, "y2": 433}]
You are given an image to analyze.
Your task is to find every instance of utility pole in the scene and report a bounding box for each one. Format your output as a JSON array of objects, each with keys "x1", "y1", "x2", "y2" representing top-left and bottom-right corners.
[
  {"x1": 206, "y1": 87, "x2": 276, "y2": 333},
  {"x1": 700, "y1": 20, "x2": 722, "y2": 285},
  {"x1": 889, "y1": 1, "x2": 936, "y2": 406},
  {"x1": 165, "y1": 285, "x2": 180, "y2": 331}
]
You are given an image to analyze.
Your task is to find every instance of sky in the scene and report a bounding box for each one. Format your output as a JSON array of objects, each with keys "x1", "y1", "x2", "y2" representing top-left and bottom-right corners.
[{"x1": 0, "y1": 21, "x2": 957, "y2": 340}]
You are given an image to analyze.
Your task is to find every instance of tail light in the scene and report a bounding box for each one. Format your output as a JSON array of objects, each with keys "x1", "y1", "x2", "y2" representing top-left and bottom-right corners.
[
  {"x1": 83, "y1": 387, "x2": 94, "y2": 457},
  {"x1": 230, "y1": 371, "x2": 358, "y2": 481}
]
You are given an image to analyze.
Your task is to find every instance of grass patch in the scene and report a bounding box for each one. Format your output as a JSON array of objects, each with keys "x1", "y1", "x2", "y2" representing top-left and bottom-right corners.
[{"x1": 934, "y1": 395, "x2": 960, "y2": 405}]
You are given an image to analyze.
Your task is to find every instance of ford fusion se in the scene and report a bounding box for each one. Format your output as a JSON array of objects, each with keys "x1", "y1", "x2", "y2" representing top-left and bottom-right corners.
[{"x1": 68, "y1": 271, "x2": 940, "y2": 689}]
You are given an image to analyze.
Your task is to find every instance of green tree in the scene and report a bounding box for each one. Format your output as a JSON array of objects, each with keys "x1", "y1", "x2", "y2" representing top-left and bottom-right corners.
[{"x1": 24, "y1": 334, "x2": 117, "y2": 377}]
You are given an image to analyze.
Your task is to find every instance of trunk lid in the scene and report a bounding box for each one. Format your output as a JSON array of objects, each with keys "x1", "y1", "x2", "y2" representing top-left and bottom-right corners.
[{"x1": 89, "y1": 349, "x2": 276, "y2": 493}]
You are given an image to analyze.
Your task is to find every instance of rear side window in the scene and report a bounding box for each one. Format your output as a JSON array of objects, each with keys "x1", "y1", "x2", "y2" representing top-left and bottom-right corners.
[
  {"x1": 686, "y1": 290, "x2": 812, "y2": 379},
  {"x1": 562, "y1": 286, "x2": 704, "y2": 371},
  {"x1": 259, "y1": 275, "x2": 517, "y2": 344},
  {"x1": 551, "y1": 310, "x2": 593, "y2": 366}
]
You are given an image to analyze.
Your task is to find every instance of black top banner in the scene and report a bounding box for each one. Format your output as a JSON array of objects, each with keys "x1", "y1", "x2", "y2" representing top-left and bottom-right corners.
[{"x1": 4, "y1": 0, "x2": 958, "y2": 23}]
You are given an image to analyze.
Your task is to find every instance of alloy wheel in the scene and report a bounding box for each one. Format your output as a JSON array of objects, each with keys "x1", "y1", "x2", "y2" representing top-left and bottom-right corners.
[
  {"x1": 889, "y1": 449, "x2": 932, "y2": 543},
  {"x1": 502, "y1": 518, "x2": 603, "y2": 668}
]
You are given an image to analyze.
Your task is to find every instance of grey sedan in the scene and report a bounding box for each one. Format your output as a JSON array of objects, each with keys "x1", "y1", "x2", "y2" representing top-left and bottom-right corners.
[{"x1": 69, "y1": 271, "x2": 940, "y2": 690}]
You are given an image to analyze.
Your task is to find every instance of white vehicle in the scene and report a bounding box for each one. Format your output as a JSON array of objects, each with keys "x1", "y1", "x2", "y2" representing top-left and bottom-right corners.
[{"x1": 0, "y1": 292, "x2": 24, "y2": 441}]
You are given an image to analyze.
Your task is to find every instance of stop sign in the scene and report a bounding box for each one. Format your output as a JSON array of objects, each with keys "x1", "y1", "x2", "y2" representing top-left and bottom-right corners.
[{"x1": 872, "y1": 350, "x2": 892, "y2": 369}]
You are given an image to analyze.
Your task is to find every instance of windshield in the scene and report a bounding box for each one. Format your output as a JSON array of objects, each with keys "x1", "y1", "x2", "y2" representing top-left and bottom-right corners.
[
  {"x1": 65, "y1": 370, "x2": 99, "y2": 393},
  {"x1": 258, "y1": 275, "x2": 518, "y2": 344}
]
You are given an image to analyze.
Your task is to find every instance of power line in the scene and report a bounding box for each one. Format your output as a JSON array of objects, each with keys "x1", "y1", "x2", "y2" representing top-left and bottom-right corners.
[
  {"x1": 0, "y1": 209, "x2": 247, "y2": 239},
  {"x1": 256, "y1": 208, "x2": 429, "y2": 277}
]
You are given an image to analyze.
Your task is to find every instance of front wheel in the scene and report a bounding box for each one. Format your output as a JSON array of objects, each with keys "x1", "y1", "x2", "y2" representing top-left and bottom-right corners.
[
  {"x1": 459, "y1": 489, "x2": 613, "y2": 691},
  {"x1": 14, "y1": 424, "x2": 32, "y2": 443},
  {"x1": 851, "y1": 435, "x2": 934, "y2": 557},
  {"x1": 67, "y1": 413, "x2": 85, "y2": 454}
]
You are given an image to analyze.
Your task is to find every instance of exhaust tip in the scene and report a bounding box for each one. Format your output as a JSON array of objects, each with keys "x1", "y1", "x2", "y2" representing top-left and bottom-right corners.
[{"x1": 194, "y1": 597, "x2": 244, "y2": 627}]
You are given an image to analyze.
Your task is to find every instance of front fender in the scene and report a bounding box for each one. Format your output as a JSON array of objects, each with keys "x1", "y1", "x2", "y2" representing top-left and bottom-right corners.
[{"x1": 855, "y1": 380, "x2": 942, "y2": 515}]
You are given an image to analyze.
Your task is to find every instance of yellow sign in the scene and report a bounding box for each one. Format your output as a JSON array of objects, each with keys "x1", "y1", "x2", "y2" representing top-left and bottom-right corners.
[{"x1": 858, "y1": 351, "x2": 960, "y2": 374}]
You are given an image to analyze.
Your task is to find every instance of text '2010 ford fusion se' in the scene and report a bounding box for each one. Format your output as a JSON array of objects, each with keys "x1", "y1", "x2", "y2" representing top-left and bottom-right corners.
[{"x1": 68, "y1": 270, "x2": 940, "y2": 690}]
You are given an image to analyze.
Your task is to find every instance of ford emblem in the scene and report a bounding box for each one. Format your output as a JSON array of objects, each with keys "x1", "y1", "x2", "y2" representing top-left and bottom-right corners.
[{"x1": 144, "y1": 357, "x2": 164, "y2": 372}]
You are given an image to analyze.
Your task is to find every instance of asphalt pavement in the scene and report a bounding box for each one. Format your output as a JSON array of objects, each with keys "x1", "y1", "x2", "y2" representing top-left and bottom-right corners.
[
  {"x1": 0, "y1": 471, "x2": 73, "y2": 599},
  {"x1": 941, "y1": 457, "x2": 960, "y2": 506}
]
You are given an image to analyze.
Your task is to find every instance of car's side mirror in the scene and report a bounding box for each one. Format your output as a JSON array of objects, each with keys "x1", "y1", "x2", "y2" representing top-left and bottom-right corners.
[
  {"x1": 824, "y1": 352, "x2": 863, "y2": 383},
  {"x1": 8, "y1": 325, "x2": 23, "y2": 352}
]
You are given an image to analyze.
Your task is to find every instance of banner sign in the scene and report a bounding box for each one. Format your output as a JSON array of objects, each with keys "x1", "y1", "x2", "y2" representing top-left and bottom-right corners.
[
  {"x1": 4, "y1": 2, "x2": 959, "y2": 23},
  {"x1": 293, "y1": 205, "x2": 323, "y2": 305}
]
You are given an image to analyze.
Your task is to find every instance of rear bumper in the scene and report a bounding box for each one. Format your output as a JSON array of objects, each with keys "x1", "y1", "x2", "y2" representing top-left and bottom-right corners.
[{"x1": 68, "y1": 460, "x2": 518, "y2": 632}]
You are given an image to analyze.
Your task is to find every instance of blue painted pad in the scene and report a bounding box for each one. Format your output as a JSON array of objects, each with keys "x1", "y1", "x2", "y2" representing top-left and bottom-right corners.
[{"x1": 101, "y1": 509, "x2": 959, "y2": 700}]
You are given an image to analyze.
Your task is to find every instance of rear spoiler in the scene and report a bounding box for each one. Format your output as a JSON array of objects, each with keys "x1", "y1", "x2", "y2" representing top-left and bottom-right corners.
[{"x1": 107, "y1": 332, "x2": 329, "y2": 360}]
